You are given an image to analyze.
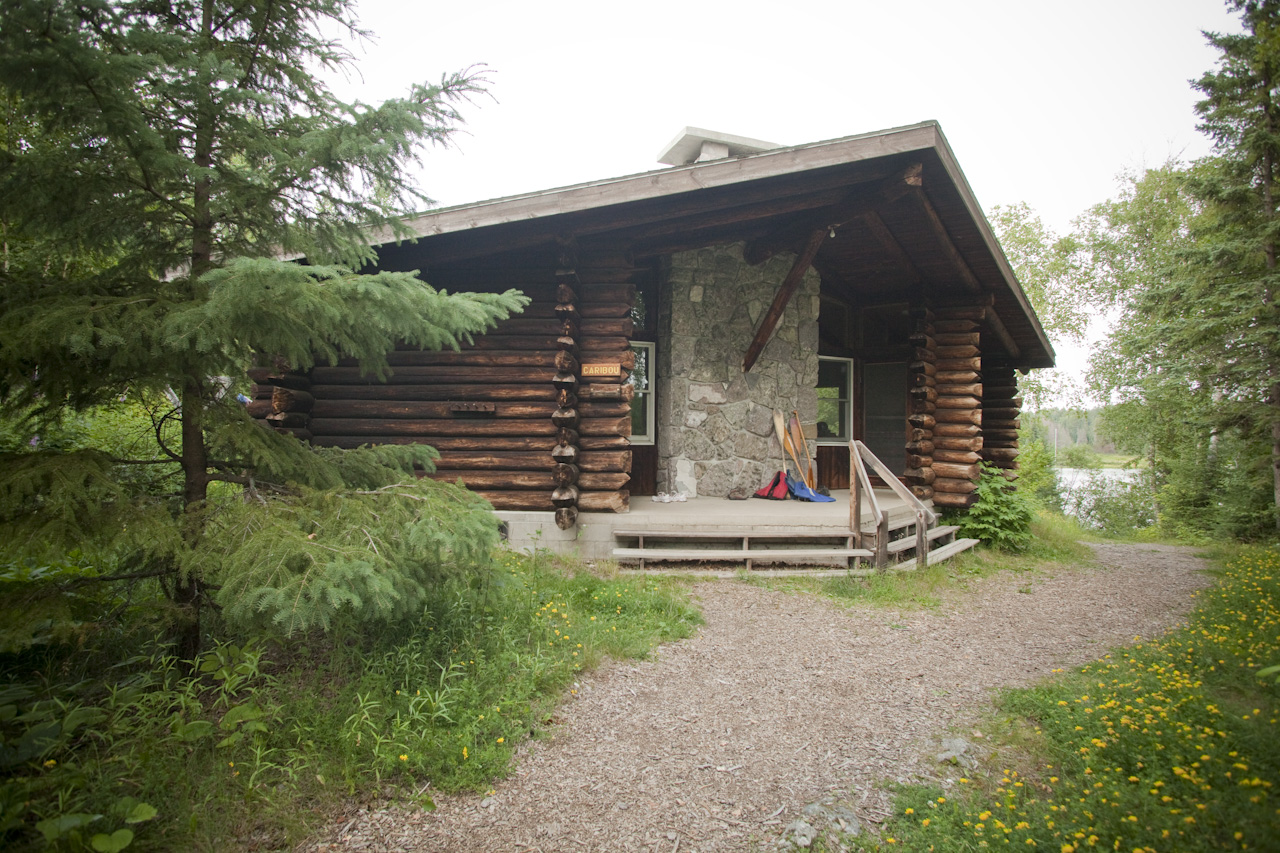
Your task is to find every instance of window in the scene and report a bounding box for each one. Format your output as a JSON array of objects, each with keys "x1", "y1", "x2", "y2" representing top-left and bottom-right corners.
[
  {"x1": 816, "y1": 357, "x2": 853, "y2": 443},
  {"x1": 628, "y1": 342, "x2": 654, "y2": 445}
]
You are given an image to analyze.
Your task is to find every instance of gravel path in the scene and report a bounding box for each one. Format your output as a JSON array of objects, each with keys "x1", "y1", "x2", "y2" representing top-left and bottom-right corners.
[{"x1": 304, "y1": 542, "x2": 1211, "y2": 852}]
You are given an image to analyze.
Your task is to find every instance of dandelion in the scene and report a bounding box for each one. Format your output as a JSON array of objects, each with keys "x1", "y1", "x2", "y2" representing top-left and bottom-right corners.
[
  {"x1": 399, "y1": 754, "x2": 408, "y2": 761},
  {"x1": 497, "y1": 737, "x2": 505, "y2": 744}
]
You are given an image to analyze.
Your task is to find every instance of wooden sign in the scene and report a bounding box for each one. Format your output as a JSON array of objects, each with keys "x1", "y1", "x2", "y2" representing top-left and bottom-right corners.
[{"x1": 582, "y1": 362, "x2": 622, "y2": 378}]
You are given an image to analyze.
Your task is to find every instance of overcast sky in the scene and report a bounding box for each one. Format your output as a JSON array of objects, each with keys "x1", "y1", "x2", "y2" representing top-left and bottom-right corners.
[{"x1": 337, "y1": 0, "x2": 1243, "y2": 392}]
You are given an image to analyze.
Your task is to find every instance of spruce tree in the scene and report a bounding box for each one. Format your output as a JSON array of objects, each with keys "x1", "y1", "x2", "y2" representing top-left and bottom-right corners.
[
  {"x1": 0, "y1": 1, "x2": 526, "y2": 651},
  {"x1": 1190, "y1": 0, "x2": 1280, "y2": 529}
]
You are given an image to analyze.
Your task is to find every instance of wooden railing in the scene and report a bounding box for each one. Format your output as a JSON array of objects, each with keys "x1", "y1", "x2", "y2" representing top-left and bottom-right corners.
[{"x1": 849, "y1": 440, "x2": 939, "y2": 570}]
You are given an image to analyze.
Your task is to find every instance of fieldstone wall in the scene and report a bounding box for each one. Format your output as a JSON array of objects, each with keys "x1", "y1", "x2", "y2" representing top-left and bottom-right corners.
[{"x1": 656, "y1": 243, "x2": 820, "y2": 497}]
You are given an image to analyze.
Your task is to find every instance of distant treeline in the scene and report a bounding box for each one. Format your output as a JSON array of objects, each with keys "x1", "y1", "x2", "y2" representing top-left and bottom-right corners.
[{"x1": 1022, "y1": 408, "x2": 1116, "y2": 455}]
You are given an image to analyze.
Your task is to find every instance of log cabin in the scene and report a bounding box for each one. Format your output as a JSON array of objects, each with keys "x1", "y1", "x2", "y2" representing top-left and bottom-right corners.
[{"x1": 252, "y1": 122, "x2": 1053, "y2": 560}]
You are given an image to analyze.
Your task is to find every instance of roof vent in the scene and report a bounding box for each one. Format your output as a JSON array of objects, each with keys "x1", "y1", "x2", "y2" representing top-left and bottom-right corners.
[{"x1": 656, "y1": 127, "x2": 780, "y2": 166}]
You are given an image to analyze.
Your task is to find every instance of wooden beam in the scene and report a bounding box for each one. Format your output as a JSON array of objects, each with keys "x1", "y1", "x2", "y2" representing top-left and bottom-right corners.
[
  {"x1": 908, "y1": 186, "x2": 982, "y2": 293},
  {"x1": 983, "y1": 306, "x2": 1021, "y2": 360},
  {"x1": 860, "y1": 210, "x2": 924, "y2": 285},
  {"x1": 743, "y1": 163, "x2": 922, "y2": 266},
  {"x1": 742, "y1": 227, "x2": 827, "y2": 373}
]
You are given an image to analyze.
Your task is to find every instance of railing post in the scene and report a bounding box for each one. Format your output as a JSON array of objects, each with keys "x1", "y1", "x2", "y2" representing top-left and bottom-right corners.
[
  {"x1": 875, "y1": 510, "x2": 889, "y2": 570},
  {"x1": 850, "y1": 441, "x2": 862, "y2": 548},
  {"x1": 915, "y1": 509, "x2": 928, "y2": 570}
]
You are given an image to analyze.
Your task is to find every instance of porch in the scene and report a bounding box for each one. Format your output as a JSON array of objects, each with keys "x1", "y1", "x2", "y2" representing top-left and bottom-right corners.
[{"x1": 496, "y1": 485, "x2": 978, "y2": 572}]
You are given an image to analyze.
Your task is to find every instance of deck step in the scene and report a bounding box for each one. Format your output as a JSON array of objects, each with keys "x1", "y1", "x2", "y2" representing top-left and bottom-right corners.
[
  {"x1": 926, "y1": 538, "x2": 980, "y2": 565},
  {"x1": 613, "y1": 529, "x2": 852, "y2": 540},
  {"x1": 612, "y1": 547, "x2": 872, "y2": 562},
  {"x1": 882, "y1": 524, "x2": 961, "y2": 555}
]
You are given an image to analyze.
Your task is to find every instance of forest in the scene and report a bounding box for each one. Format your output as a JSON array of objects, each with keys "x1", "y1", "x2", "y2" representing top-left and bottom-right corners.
[{"x1": 0, "y1": 0, "x2": 1277, "y2": 851}]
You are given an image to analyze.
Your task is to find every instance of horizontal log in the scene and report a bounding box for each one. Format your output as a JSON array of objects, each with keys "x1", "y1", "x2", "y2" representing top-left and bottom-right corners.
[
  {"x1": 982, "y1": 447, "x2": 1020, "y2": 462},
  {"x1": 551, "y1": 408, "x2": 579, "y2": 428},
  {"x1": 932, "y1": 478, "x2": 978, "y2": 495},
  {"x1": 934, "y1": 395, "x2": 982, "y2": 410},
  {"x1": 246, "y1": 399, "x2": 272, "y2": 419},
  {"x1": 579, "y1": 416, "x2": 632, "y2": 437},
  {"x1": 578, "y1": 472, "x2": 631, "y2": 490},
  {"x1": 310, "y1": 384, "x2": 558, "y2": 402},
  {"x1": 908, "y1": 334, "x2": 936, "y2": 351},
  {"x1": 910, "y1": 485, "x2": 935, "y2": 501},
  {"x1": 910, "y1": 372, "x2": 937, "y2": 388},
  {"x1": 908, "y1": 413, "x2": 936, "y2": 429},
  {"x1": 556, "y1": 283, "x2": 576, "y2": 304},
  {"x1": 933, "y1": 423, "x2": 980, "y2": 437},
  {"x1": 247, "y1": 369, "x2": 311, "y2": 391},
  {"x1": 983, "y1": 418, "x2": 1021, "y2": 431},
  {"x1": 557, "y1": 388, "x2": 577, "y2": 408},
  {"x1": 908, "y1": 360, "x2": 937, "y2": 377},
  {"x1": 933, "y1": 449, "x2": 982, "y2": 465},
  {"x1": 310, "y1": 435, "x2": 552, "y2": 451},
  {"x1": 933, "y1": 436, "x2": 984, "y2": 452},
  {"x1": 578, "y1": 383, "x2": 636, "y2": 402},
  {"x1": 932, "y1": 306, "x2": 987, "y2": 321},
  {"x1": 983, "y1": 429, "x2": 1021, "y2": 443},
  {"x1": 935, "y1": 383, "x2": 982, "y2": 397},
  {"x1": 902, "y1": 467, "x2": 937, "y2": 485},
  {"x1": 556, "y1": 427, "x2": 578, "y2": 446},
  {"x1": 578, "y1": 490, "x2": 630, "y2": 512},
  {"x1": 986, "y1": 458, "x2": 1019, "y2": 470},
  {"x1": 905, "y1": 440, "x2": 935, "y2": 456},
  {"x1": 932, "y1": 319, "x2": 979, "y2": 333},
  {"x1": 311, "y1": 366, "x2": 556, "y2": 385},
  {"x1": 578, "y1": 302, "x2": 633, "y2": 319},
  {"x1": 931, "y1": 491, "x2": 976, "y2": 508},
  {"x1": 578, "y1": 451, "x2": 631, "y2": 473},
  {"x1": 251, "y1": 383, "x2": 274, "y2": 400},
  {"x1": 579, "y1": 283, "x2": 637, "y2": 304},
  {"x1": 310, "y1": 400, "x2": 557, "y2": 420},
  {"x1": 555, "y1": 506, "x2": 578, "y2": 530},
  {"x1": 579, "y1": 337, "x2": 632, "y2": 353},
  {"x1": 272, "y1": 387, "x2": 314, "y2": 413},
  {"x1": 908, "y1": 427, "x2": 930, "y2": 443},
  {"x1": 912, "y1": 347, "x2": 936, "y2": 364},
  {"x1": 435, "y1": 452, "x2": 555, "y2": 471},
  {"x1": 473, "y1": 491, "x2": 556, "y2": 511},
  {"x1": 551, "y1": 444, "x2": 578, "y2": 463},
  {"x1": 935, "y1": 357, "x2": 981, "y2": 372},
  {"x1": 555, "y1": 351, "x2": 580, "y2": 372},
  {"x1": 983, "y1": 407, "x2": 1022, "y2": 422},
  {"x1": 908, "y1": 386, "x2": 938, "y2": 403},
  {"x1": 579, "y1": 435, "x2": 631, "y2": 451},
  {"x1": 935, "y1": 332, "x2": 981, "y2": 347},
  {"x1": 551, "y1": 486, "x2": 579, "y2": 508},
  {"x1": 910, "y1": 400, "x2": 936, "y2": 416},
  {"x1": 272, "y1": 427, "x2": 312, "y2": 441},
  {"x1": 935, "y1": 370, "x2": 980, "y2": 385},
  {"x1": 936, "y1": 345, "x2": 980, "y2": 360},
  {"x1": 309, "y1": 418, "x2": 557, "y2": 437},
  {"x1": 905, "y1": 453, "x2": 933, "y2": 469},
  {"x1": 348, "y1": 350, "x2": 561, "y2": 368},
  {"x1": 428, "y1": 471, "x2": 555, "y2": 490},
  {"x1": 266, "y1": 411, "x2": 311, "y2": 429},
  {"x1": 579, "y1": 401, "x2": 632, "y2": 418},
  {"x1": 934, "y1": 409, "x2": 982, "y2": 425},
  {"x1": 933, "y1": 461, "x2": 980, "y2": 481},
  {"x1": 552, "y1": 371, "x2": 578, "y2": 389}
]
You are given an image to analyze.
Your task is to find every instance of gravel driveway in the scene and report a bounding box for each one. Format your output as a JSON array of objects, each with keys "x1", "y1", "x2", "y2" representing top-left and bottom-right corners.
[{"x1": 304, "y1": 542, "x2": 1210, "y2": 852}]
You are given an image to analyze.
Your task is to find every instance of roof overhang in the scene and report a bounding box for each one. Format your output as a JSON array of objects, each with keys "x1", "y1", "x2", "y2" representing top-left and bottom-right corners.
[{"x1": 372, "y1": 121, "x2": 1055, "y2": 369}]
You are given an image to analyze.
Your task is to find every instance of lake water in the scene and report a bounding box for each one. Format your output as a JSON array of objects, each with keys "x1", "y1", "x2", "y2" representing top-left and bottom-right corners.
[{"x1": 1055, "y1": 467, "x2": 1147, "y2": 522}]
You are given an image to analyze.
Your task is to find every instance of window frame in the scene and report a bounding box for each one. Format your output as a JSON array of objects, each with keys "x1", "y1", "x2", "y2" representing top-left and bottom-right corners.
[
  {"x1": 628, "y1": 341, "x2": 656, "y2": 446},
  {"x1": 815, "y1": 355, "x2": 854, "y2": 446}
]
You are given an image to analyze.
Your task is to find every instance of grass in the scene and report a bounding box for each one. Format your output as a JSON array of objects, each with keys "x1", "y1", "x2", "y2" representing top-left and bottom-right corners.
[
  {"x1": 0, "y1": 547, "x2": 701, "y2": 851},
  {"x1": 745, "y1": 512, "x2": 1094, "y2": 611},
  {"x1": 843, "y1": 544, "x2": 1280, "y2": 852}
]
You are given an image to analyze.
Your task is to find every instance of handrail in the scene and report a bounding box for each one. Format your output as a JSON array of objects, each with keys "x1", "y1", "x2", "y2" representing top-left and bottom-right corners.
[
  {"x1": 849, "y1": 440, "x2": 938, "y2": 570},
  {"x1": 848, "y1": 440, "x2": 882, "y2": 545},
  {"x1": 853, "y1": 440, "x2": 938, "y2": 526}
]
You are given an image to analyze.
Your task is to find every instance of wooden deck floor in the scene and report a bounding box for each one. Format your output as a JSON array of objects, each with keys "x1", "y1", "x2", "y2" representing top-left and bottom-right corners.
[{"x1": 613, "y1": 489, "x2": 921, "y2": 536}]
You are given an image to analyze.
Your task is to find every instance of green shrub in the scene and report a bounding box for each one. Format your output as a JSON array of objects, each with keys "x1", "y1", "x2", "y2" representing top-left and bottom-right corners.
[{"x1": 950, "y1": 464, "x2": 1033, "y2": 552}]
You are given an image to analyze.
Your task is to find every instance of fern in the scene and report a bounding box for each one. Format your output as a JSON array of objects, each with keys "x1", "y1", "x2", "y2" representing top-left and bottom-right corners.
[{"x1": 952, "y1": 463, "x2": 1033, "y2": 552}]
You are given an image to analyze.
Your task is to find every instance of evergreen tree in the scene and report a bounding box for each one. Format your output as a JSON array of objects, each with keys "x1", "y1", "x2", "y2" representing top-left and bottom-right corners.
[
  {"x1": 1188, "y1": 0, "x2": 1280, "y2": 528},
  {"x1": 0, "y1": 1, "x2": 526, "y2": 651}
]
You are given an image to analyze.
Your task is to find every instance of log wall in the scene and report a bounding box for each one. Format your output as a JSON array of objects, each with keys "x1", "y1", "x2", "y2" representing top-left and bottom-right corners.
[
  {"x1": 270, "y1": 251, "x2": 638, "y2": 527},
  {"x1": 904, "y1": 307, "x2": 936, "y2": 502},
  {"x1": 980, "y1": 362, "x2": 1020, "y2": 478},
  {"x1": 928, "y1": 306, "x2": 983, "y2": 509}
]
